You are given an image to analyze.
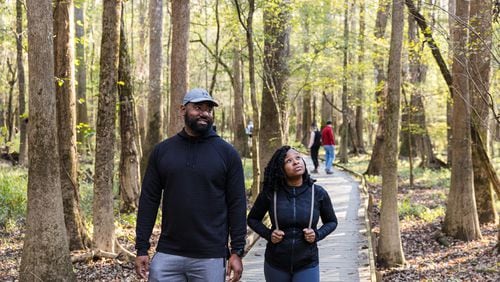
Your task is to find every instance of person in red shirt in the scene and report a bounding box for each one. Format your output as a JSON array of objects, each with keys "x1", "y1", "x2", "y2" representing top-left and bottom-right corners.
[{"x1": 321, "y1": 121, "x2": 335, "y2": 174}]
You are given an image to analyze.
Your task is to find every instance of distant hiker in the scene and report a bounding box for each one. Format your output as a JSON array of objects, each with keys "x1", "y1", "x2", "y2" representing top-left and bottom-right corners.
[
  {"x1": 135, "y1": 88, "x2": 247, "y2": 282},
  {"x1": 321, "y1": 120, "x2": 335, "y2": 174},
  {"x1": 247, "y1": 146, "x2": 338, "y2": 282},
  {"x1": 246, "y1": 120, "x2": 254, "y2": 138},
  {"x1": 308, "y1": 123, "x2": 321, "y2": 174}
]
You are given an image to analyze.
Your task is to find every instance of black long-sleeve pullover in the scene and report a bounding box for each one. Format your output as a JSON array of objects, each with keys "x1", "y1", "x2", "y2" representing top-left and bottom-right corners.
[{"x1": 135, "y1": 129, "x2": 247, "y2": 258}]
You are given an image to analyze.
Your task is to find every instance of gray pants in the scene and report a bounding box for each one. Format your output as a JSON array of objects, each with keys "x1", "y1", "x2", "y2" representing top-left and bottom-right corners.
[{"x1": 149, "y1": 252, "x2": 225, "y2": 282}]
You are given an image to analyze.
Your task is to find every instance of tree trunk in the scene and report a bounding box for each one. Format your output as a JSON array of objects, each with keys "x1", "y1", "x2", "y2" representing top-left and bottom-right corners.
[
  {"x1": 242, "y1": 0, "x2": 261, "y2": 201},
  {"x1": 168, "y1": 0, "x2": 190, "y2": 137},
  {"x1": 54, "y1": 0, "x2": 90, "y2": 251},
  {"x1": 16, "y1": 0, "x2": 27, "y2": 165},
  {"x1": 6, "y1": 60, "x2": 15, "y2": 147},
  {"x1": 400, "y1": 0, "x2": 445, "y2": 170},
  {"x1": 377, "y1": 0, "x2": 405, "y2": 267},
  {"x1": 299, "y1": 7, "x2": 312, "y2": 147},
  {"x1": 365, "y1": 0, "x2": 390, "y2": 176},
  {"x1": 93, "y1": 0, "x2": 121, "y2": 253},
  {"x1": 355, "y1": 0, "x2": 366, "y2": 154},
  {"x1": 339, "y1": 0, "x2": 349, "y2": 164},
  {"x1": 75, "y1": 0, "x2": 89, "y2": 152},
  {"x1": 136, "y1": 0, "x2": 148, "y2": 151},
  {"x1": 469, "y1": 0, "x2": 497, "y2": 224},
  {"x1": 443, "y1": 0, "x2": 482, "y2": 241},
  {"x1": 20, "y1": 0, "x2": 75, "y2": 279},
  {"x1": 118, "y1": 6, "x2": 141, "y2": 213},
  {"x1": 141, "y1": 0, "x2": 163, "y2": 177},
  {"x1": 259, "y1": 0, "x2": 291, "y2": 171},
  {"x1": 446, "y1": 0, "x2": 456, "y2": 166},
  {"x1": 232, "y1": 43, "x2": 249, "y2": 157}
]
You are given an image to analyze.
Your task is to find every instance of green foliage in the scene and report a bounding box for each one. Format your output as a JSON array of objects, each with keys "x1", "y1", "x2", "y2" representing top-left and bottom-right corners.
[
  {"x1": 0, "y1": 166, "x2": 27, "y2": 230},
  {"x1": 398, "y1": 197, "x2": 445, "y2": 222},
  {"x1": 242, "y1": 157, "x2": 253, "y2": 190}
]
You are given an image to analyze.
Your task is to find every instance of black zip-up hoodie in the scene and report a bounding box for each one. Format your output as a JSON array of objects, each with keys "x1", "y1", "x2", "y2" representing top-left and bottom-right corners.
[
  {"x1": 135, "y1": 129, "x2": 247, "y2": 258},
  {"x1": 247, "y1": 183, "x2": 337, "y2": 272}
]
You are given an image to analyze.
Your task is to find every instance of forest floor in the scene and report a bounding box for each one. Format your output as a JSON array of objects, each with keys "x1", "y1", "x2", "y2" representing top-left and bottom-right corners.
[
  {"x1": 1, "y1": 155, "x2": 499, "y2": 281},
  {"x1": 369, "y1": 181, "x2": 499, "y2": 281}
]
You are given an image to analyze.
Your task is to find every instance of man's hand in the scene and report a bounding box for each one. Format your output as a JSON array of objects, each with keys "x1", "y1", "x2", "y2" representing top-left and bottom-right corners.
[
  {"x1": 135, "y1": 255, "x2": 150, "y2": 279},
  {"x1": 271, "y1": 229, "x2": 285, "y2": 244},
  {"x1": 226, "y1": 254, "x2": 243, "y2": 282}
]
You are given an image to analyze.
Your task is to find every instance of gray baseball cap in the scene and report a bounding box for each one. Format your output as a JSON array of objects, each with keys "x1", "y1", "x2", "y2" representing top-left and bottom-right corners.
[{"x1": 182, "y1": 88, "x2": 219, "y2": 107}]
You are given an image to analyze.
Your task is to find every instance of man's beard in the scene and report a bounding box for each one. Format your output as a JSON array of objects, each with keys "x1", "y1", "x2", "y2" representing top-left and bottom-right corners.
[{"x1": 185, "y1": 113, "x2": 213, "y2": 135}]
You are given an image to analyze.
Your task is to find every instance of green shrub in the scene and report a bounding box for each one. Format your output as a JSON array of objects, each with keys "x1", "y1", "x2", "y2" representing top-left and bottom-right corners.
[
  {"x1": 0, "y1": 167, "x2": 28, "y2": 230},
  {"x1": 398, "y1": 197, "x2": 445, "y2": 222}
]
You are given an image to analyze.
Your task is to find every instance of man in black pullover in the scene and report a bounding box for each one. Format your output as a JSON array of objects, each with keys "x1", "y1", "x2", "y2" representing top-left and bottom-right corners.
[{"x1": 135, "y1": 88, "x2": 247, "y2": 282}]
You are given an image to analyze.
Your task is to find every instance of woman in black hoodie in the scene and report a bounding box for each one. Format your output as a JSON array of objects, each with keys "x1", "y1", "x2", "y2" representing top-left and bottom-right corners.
[{"x1": 247, "y1": 146, "x2": 338, "y2": 282}]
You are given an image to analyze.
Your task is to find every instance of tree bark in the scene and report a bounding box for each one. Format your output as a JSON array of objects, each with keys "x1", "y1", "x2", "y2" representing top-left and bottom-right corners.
[
  {"x1": 365, "y1": 0, "x2": 390, "y2": 176},
  {"x1": 93, "y1": 0, "x2": 121, "y2": 253},
  {"x1": 339, "y1": 0, "x2": 349, "y2": 163},
  {"x1": 75, "y1": 0, "x2": 89, "y2": 152},
  {"x1": 141, "y1": 0, "x2": 163, "y2": 177},
  {"x1": 259, "y1": 0, "x2": 291, "y2": 171},
  {"x1": 443, "y1": 0, "x2": 482, "y2": 241},
  {"x1": 16, "y1": 0, "x2": 27, "y2": 165},
  {"x1": 232, "y1": 43, "x2": 249, "y2": 157},
  {"x1": 469, "y1": 0, "x2": 497, "y2": 224},
  {"x1": 355, "y1": 0, "x2": 366, "y2": 154},
  {"x1": 168, "y1": 0, "x2": 190, "y2": 137},
  {"x1": 54, "y1": 0, "x2": 90, "y2": 251},
  {"x1": 118, "y1": 5, "x2": 141, "y2": 213},
  {"x1": 20, "y1": 0, "x2": 76, "y2": 280},
  {"x1": 377, "y1": 0, "x2": 405, "y2": 268},
  {"x1": 299, "y1": 6, "x2": 312, "y2": 147}
]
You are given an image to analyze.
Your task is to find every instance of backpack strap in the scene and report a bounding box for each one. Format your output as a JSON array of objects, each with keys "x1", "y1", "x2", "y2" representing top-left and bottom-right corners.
[
  {"x1": 273, "y1": 191, "x2": 279, "y2": 230},
  {"x1": 308, "y1": 184, "x2": 315, "y2": 229}
]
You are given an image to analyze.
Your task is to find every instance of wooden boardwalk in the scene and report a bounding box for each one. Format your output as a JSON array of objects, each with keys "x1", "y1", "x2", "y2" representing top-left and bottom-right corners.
[{"x1": 241, "y1": 156, "x2": 373, "y2": 282}]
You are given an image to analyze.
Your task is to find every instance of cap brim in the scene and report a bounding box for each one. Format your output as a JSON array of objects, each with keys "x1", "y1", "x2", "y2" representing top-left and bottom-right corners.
[{"x1": 186, "y1": 98, "x2": 219, "y2": 107}]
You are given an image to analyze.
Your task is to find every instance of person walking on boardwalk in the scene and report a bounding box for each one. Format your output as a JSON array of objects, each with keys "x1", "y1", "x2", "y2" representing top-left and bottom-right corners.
[
  {"x1": 135, "y1": 88, "x2": 247, "y2": 282},
  {"x1": 308, "y1": 123, "x2": 321, "y2": 174},
  {"x1": 321, "y1": 120, "x2": 336, "y2": 174},
  {"x1": 247, "y1": 146, "x2": 338, "y2": 282}
]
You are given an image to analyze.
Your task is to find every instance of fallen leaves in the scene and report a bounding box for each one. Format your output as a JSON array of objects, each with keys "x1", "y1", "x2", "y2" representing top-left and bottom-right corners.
[{"x1": 369, "y1": 183, "x2": 499, "y2": 281}]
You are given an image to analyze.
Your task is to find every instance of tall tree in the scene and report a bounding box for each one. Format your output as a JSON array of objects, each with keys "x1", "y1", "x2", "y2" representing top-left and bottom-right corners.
[
  {"x1": 93, "y1": 0, "x2": 122, "y2": 253},
  {"x1": 299, "y1": 4, "x2": 312, "y2": 147},
  {"x1": 339, "y1": 0, "x2": 349, "y2": 163},
  {"x1": 443, "y1": 0, "x2": 482, "y2": 241},
  {"x1": 20, "y1": 0, "x2": 75, "y2": 280},
  {"x1": 355, "y1": 0, "x2": 366, "y2": 154},
  {"x1": 232, "y1": 42, "x2": 249, "y2": 157},
  {"x1": 168, "y1": 0, "x2": 190, "y2": 137},
  {"x1": 365, "y1": 0, "x2": 391, "y2": 175},
  {"x1": 377, "y1": 0, "x2": 405, "y2": 267},
  {"x1": 259, "y1": 0, "x2": 291, "y2": 171},
  {"x1": 235, "y1": 0, "x2": 261, "y2": 200},
  {"x1": 118, "y1": 5, "x2": 140, "y2": 213},
  {"x1": 400, "y1": 0, "x2": 445, "y2": 169},
  {"x1": 469, "y1": 0, "x2": 497, "y2": 224},
  {"x1": 75, "y1": 0, "x2": 89, "y2": 151},
  {"x1": 16, "y1": 0, "x2": 27, "y2": 165},
  {"x1": 54, "y1": 0, "x2": 90, "y2": 251},
  {"x1": 141, "y1": 0, "x2": 163, "y2": 177}
]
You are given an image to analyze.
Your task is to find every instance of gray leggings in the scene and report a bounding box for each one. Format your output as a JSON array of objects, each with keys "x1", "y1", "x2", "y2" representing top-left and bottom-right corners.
[{"x1": 149, "y1": 252, "x2": 225, "y2": 282}]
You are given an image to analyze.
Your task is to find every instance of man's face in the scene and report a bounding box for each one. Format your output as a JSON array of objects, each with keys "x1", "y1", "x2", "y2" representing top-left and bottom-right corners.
[{"x1": 183, "y1": 102, "x2": 214, "y2": 136}]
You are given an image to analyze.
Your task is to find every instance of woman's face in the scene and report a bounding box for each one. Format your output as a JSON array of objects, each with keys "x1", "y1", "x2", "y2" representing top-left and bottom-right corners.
[{"x1": 283, "y1": 149, "x2": 305, "y2": 179}]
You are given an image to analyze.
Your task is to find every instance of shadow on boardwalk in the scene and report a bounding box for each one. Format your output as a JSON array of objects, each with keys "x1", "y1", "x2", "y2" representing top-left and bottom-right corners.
[{"x1": 241, "y1": 156, "x2": 374, "y2": 282}]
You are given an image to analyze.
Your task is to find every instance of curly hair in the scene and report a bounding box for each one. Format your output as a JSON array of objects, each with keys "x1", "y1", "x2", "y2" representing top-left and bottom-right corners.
[{"x1": 262, "y1": 145, "x2": 315, "y2": 194}]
